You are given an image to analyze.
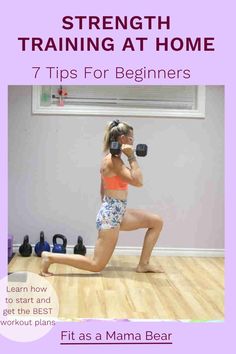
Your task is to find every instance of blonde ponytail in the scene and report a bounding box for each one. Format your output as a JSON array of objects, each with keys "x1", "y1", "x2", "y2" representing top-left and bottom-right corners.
[{"x1": 103, "y1": 120, "x2": 133, "y2": 153}]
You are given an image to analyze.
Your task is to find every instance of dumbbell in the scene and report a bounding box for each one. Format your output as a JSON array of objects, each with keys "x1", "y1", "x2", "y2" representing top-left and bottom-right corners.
[{"x1": 110, "y1": 142, "x2": 148, "y2": 157}]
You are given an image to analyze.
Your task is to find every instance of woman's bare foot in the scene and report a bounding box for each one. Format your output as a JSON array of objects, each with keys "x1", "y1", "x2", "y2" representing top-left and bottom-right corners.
[
  {"x1": 40, "y1": 251, "x2": 53, "y2": 277},
  {"x1": 136, "y1": 264, "x2": 164, "y2": 273}
]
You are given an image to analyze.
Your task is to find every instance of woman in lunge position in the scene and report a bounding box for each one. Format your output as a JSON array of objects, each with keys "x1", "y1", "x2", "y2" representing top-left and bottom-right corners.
[{"x1": 40, "y1": 120, "x2": 163, "y2": 276}]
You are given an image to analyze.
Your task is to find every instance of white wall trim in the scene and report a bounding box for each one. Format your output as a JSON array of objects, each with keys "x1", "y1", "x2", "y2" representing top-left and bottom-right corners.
[{"x1": 13, "y1": 245, "x2": 224, "y2": 258}]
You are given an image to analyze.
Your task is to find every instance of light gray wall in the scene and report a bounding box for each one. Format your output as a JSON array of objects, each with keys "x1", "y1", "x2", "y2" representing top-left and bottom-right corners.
[{"x1": 8, "y1": 86, "x2": 224, "y2": 249}]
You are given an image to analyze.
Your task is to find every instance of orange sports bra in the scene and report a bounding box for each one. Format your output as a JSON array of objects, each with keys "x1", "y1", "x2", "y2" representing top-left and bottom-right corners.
[{"x1": 102, "y1": 175, "x2": 128, "y2": 190}]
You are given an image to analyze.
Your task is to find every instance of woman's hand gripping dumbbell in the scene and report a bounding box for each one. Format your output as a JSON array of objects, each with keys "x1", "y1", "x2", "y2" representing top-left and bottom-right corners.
[{"x1": 110, "y1": 142, "x2": 148, "y2": 157}]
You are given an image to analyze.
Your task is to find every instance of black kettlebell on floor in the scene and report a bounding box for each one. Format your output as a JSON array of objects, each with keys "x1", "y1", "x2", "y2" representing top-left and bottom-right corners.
[
  {"x1": 34, "y1": 231, "x2": 51, "y2": 257},
  {"x1": 52, "y1": 234, "x2": 67, "y2": 253},
  {"x1": 19, "y1": 235, "x2": 32, "y2": 257},
  {"x1": 74, "y1": 236, "x2": 87, "y2": 256}
]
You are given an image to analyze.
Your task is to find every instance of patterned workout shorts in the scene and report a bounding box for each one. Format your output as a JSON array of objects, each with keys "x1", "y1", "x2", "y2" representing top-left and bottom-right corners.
[{"x1": 96, "y1": 196, "x2": 127, "y2": 231}]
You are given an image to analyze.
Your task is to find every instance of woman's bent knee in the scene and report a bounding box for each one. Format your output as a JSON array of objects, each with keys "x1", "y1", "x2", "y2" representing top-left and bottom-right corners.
[{"x1": 153, "y1": 215, "x2": 164, "y2": 230}]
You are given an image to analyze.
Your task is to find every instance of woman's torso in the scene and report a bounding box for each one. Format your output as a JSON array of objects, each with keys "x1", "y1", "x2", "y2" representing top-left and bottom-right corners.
[{"x1": 100, "y1": 154, "x2": 128, "y2": 201}]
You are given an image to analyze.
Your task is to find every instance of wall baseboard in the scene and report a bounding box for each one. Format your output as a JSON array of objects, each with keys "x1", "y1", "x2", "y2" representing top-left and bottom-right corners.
[{"x1": 13, "y1": 245, "x2": 224, "y2": 257}]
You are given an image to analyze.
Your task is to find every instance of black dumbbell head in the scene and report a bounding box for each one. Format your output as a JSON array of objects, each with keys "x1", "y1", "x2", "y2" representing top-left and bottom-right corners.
[
  {"x1": 110, "y1": 141, "x2": 121, "y2": 156},
  {"x1": 136, "y1": 144, "x2": 148, "y2": 157}
]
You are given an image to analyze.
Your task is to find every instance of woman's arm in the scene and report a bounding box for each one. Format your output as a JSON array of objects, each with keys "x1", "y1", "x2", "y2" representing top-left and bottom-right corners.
[
  {"x1": 127, "y1": 156, "x2": 143, "y2": 187},
  {"x1": 111, "y1": 153, "x2": 143, "y2": 187},
  {"x1": 100, "y1": 177, "x2": 104, "y2": 201}
]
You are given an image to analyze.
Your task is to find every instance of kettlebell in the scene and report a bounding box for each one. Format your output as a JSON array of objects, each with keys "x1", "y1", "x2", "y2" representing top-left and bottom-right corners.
[
  {"x1": 74, "y1": 236, "x2": 87, "y2": 255},
  {"x1": 52, "y1": 234, "x2": 67, "y2": 253},
  {"x1": 19, "y1": 235, "x2": 32, "y2": 257},
  {"x1": 34, "y1": 231, "x2": 50, "y2": 257}
]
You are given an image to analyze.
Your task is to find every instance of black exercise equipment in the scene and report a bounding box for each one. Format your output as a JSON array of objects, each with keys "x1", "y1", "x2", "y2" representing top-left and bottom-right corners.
[
  {"x1": 74, "y1": 236, "x2": 87, "y2": 255},
  {"x1": 19, "y1": 235, "x2": 32, "y2": 257},
  {"x1": 52, "y1": 234, "x2": 67, "y2": 253},
  {"x1": 34, "y1": 231, "x2": 50, "y2": 257},
  {"x1": 110, "y1": 142, "x2": 148, "y2": 157}
]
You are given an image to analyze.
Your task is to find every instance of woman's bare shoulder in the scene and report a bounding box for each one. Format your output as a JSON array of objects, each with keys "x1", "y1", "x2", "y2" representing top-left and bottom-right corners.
[
  {"x1": 101, "y1": 154, "x2": 123, "y2": 176},
  {"x1": 100, "y1": 154, "x2": 112, "y2": 174}
]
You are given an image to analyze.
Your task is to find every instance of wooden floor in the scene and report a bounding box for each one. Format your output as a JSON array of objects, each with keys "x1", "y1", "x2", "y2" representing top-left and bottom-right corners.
[{"x1": 8, "y1": 255, "x2": 224, "y2": 321}]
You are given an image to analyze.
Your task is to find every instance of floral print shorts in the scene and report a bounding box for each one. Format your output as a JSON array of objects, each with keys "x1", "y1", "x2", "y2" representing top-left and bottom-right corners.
[{"x1": 96, "y1": 196, "x2": 127, "y2": 231}]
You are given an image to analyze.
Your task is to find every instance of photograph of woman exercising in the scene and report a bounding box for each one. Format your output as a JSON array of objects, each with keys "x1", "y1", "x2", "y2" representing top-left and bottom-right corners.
[{"x1": 40, "y1": 120, "x2": 163, "y2": 276}]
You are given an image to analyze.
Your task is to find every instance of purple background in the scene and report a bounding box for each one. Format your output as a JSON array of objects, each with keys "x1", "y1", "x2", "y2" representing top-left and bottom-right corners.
[{"x1": 1, "y1": 0, "x2": 235, "y2": 352}]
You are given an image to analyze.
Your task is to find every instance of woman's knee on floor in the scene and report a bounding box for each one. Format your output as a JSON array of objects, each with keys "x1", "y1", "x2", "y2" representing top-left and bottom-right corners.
[{"x1": 91, "y1": 260, "x2": 107, "y2": 272}]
